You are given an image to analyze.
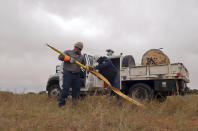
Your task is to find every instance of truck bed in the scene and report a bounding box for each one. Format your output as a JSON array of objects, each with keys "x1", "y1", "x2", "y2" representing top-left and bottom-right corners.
[{"x1": 120, "y1": 63, "x2": 190, "y2": 83}]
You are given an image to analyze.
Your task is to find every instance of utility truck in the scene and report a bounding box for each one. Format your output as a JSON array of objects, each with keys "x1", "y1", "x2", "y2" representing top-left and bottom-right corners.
[{"x1": 46, "y1": 49, "x2": 190, "y2": 102}]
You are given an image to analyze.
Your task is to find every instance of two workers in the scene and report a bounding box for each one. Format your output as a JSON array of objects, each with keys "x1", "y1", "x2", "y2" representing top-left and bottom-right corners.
[{"x1": 58, "y1": 42, "x2": 120, "y2": 107}]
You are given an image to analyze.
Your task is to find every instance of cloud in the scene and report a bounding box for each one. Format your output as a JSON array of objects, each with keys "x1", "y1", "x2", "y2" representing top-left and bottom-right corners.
[{"x1": 0, "y1": 0, "x2": 197, "y2": 93}]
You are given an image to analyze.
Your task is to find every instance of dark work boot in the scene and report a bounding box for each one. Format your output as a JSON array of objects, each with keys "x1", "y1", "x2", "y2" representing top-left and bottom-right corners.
[{"x1": 58, "y1": 101, "x2": 65, "y2": 108}]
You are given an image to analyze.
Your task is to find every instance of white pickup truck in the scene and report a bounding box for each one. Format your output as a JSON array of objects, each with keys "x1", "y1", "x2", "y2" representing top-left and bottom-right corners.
[{"x1": 46, "y1": 54, "x2": 190, "y2": 102}]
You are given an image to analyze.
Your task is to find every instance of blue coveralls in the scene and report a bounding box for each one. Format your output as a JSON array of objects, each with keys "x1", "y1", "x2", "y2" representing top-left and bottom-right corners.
[
  {"x1": 58, "y1": 50, "x2": 84, "y2": 107},
  {"x1": 59, "y1": 71, "x2": 80, "y2": 107},
  {"x1": 96, "y1": 56, "x2": 120, "y2": 99}
]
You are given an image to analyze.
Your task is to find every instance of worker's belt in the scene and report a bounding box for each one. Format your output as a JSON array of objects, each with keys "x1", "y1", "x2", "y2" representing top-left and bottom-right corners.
[{"x1": 67, "y1": 71, "x2": 80, "y2": 75}]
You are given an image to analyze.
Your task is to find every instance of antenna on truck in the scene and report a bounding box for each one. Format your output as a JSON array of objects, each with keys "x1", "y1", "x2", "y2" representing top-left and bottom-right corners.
[{"x1": 106, "y1": 49, "x2": 114, "y2": 56}]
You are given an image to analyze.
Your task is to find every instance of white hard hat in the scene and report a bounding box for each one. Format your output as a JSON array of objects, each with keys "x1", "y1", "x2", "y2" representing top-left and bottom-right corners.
[{"x1": 93, "y1": 55, "x2": 100, "y2": 62}]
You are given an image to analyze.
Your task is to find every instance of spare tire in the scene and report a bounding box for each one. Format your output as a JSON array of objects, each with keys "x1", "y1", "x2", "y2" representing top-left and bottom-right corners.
[{"x1": 122, "y1": 55, "x2": 136, "y2": 67}]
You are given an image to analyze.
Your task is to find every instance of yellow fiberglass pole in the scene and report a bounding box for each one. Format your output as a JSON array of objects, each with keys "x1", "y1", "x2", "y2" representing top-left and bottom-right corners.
[{"x1": 46, "y1": 44, "x2": 145, "y2": 108}]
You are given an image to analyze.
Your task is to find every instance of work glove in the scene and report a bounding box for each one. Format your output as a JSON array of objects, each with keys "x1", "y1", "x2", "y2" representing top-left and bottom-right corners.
[
  {"x1": 89, "y1": 66, "x2": 95, "y2": 71},
  {"x1": 85, "y1": 65, "x2": 95, "y2": 71},
  {"x1": 69, "y1": 57, "x2": 75, "y2": 64},
  {"x1": 64, "y1": 56, "x2": 70, "y2": 62},
  {"x1": 64, "y1": 56, "x2": 75, "y2": 64}
]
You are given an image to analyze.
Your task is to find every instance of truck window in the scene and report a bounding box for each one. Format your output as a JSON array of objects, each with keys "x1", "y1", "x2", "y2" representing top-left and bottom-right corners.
[
  {"x1": 56, "y1": 65, "x2": 61, "y2": 73},
  {"x1": 88, "y1": 55, "x2": 94, "y2": 66},
  {"x1": 83, "y1": 54, "x2": 87, "y2": 65}
]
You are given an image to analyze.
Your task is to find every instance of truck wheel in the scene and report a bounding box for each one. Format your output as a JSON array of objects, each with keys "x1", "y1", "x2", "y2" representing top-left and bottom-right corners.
[
  {"x1": 128, "y1": 83, "x2": 153, "y2": 102},
  {"x1": 179, "y1": 80, "x2": 187, "y2": 96},
  {"x1": 155, "y1": 93, "x2": 167, "y2": 102},
  {"x1": 122, "y1": 55, "x2": 136, "y2": 67},
  {"x1": 48, "y1": 84, "x2": 61, "y2": 98}
]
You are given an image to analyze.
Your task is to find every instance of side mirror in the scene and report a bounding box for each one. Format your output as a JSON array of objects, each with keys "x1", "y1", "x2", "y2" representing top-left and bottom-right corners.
[{"x1": 56, "y1": 65, "x2": 61, "y2": 73}]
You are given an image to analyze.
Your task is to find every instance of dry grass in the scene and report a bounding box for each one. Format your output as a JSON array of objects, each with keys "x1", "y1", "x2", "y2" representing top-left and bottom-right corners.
[{"x1": 0, "y1": 91, "x2": 198, "y2": 131}]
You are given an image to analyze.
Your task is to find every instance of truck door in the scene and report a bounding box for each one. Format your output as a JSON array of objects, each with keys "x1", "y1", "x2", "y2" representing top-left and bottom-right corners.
[
  {"x1": 84, "y1": 55, "x2": 104, "y2": 91},
  {"x1": 81, "y1": 54, "x2": 94, "y2": 91}
]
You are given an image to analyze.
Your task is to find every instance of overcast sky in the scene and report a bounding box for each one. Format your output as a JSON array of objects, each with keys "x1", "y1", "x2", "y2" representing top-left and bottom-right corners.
[{"x1": 0, "y1": 0, "x2": 197, "y2": 93}]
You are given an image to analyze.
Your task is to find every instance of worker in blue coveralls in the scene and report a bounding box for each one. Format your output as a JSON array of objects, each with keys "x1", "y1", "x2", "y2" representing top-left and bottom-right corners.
[
  {"x1": 58, "y1": 42, "x2": 85, "y2": 107},
  {"x1": 93, "y1": 55, "x2": 120, "y2": 100}
]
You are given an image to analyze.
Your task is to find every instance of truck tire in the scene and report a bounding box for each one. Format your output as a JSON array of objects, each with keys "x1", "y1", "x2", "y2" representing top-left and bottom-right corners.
[
  {"x1": 179, "y1": 80, "x2": 187, "y2": 96},
  {"x1": 122, "y1": 55, "x2": 136, "y2": 67},
  {"x1": 128, "y1": 83, "x2": 153, "y2": 102},
  {"x1": 155, "y1": 93, "x2": 167, "y2": 102},
  {"x1": 48, "y1": 84, "x2": 61, "y2": 98}
]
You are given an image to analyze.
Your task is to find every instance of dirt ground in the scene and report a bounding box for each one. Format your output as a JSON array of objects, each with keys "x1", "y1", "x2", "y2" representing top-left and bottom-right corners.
[{"x1": 0, "y1": 91, "x2": 198, "y2": 131}]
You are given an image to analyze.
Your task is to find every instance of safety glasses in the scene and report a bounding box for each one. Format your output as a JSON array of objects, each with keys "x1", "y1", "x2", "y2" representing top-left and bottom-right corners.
[{"x1": 75, "y1": 46, "x2": 82, "y2": 51}]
